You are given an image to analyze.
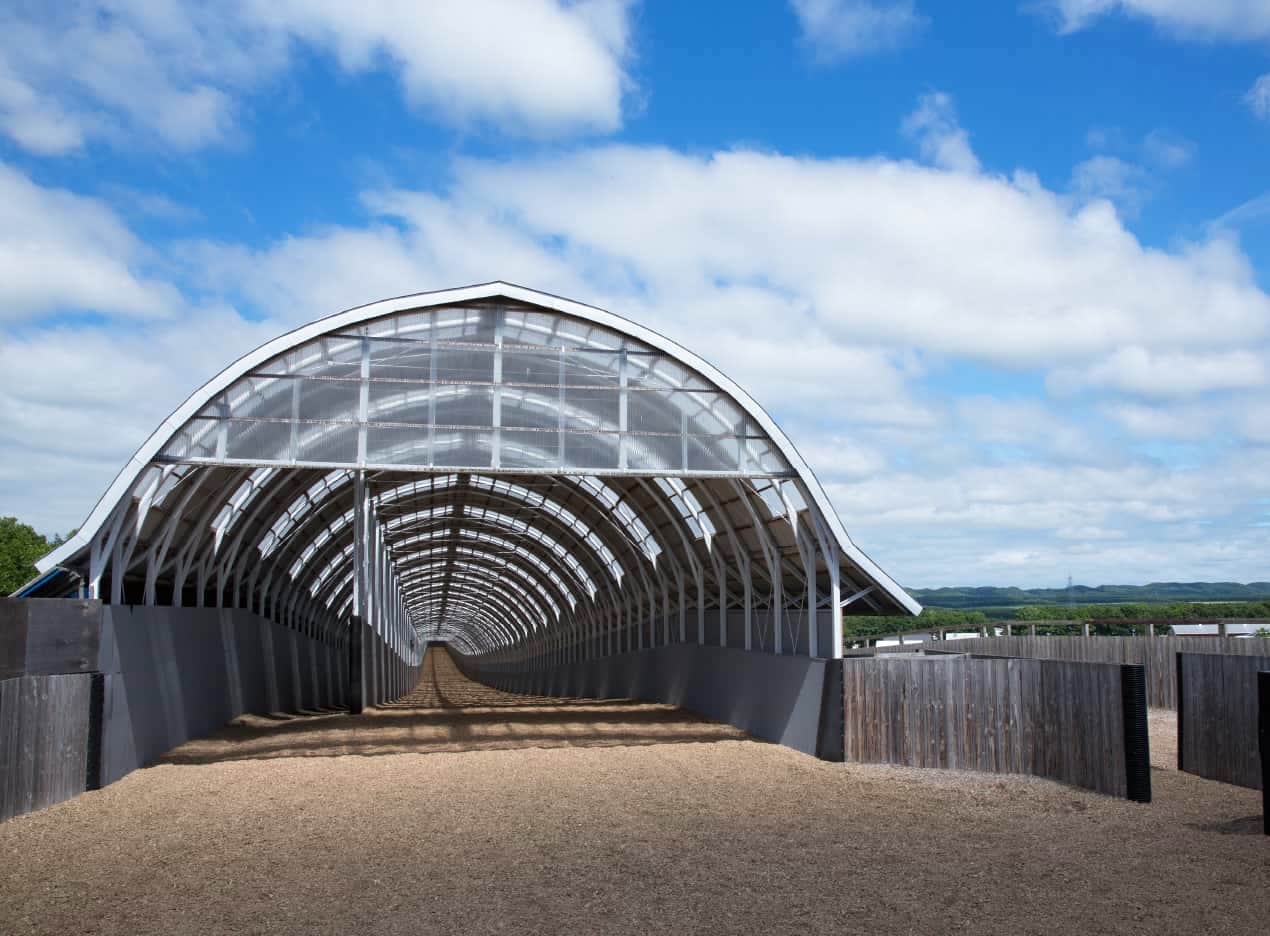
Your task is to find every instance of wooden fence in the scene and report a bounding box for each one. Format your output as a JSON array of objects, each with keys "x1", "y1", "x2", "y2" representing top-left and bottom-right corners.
[
  {"x1": 0, "y1": 674, "x2": 98, "y2": 822},
  {"x1": 842, "y1": 645, "x2": 925, "y2": 657},
  {"x1": 909, "y1": 635, "x2": 1270, "y2": 709},
  {"x1": 842, "y1": 656, "x2": 1150, "y2": 800},
  {"x1": 1176, "y1": 652, "x2": 1270, "y2": 793}
]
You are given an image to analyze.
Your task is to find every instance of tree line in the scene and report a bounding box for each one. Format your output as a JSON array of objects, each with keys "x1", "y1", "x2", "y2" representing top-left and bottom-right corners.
[
  {"x1": 843, "y1": 601, "x2": 1270, "y2": 640},
  {"x1": 0, "y1": 517, "x2": 70, "y2": 595}
]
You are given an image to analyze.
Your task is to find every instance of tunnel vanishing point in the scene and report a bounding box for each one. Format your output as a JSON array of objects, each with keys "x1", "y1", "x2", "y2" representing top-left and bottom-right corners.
[{"x1": 11, "y1": 282, "x2": 917, "y2": 803}]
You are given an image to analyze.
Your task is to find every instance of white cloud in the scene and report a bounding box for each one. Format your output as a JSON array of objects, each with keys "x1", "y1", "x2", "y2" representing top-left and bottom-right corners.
[
  {"x1": 7, "y1": 85, "x2": 1270, "y2": 583},
  {"x1": 1042, "y1": 1, "x2": 1270, "y2": 40},
  {"x1": 790, "y1": 0, "x2": 926, "y2": 61},
  {"x1": 158, "y1": 121, "x2": 1270, "y2": 584},
  {"x1": 0, "y1": 60, "x2": 89, "y2": 154},
  {"x1": 1141, "y1": 129, "x2": 1195, "y2": 168},
  {"x1": 0, "y1": 163, "x2": 179, "y2": 322},
  {"x1": 0, "y1": 0, "x2": 634, "y2": 155},
  {"x1": 955, "y1": 397, "x2": 1095, "y2": 458},
  {"x1": 102, "y1": 187, "x2": 202, "y2": 224},
  {"x1": 0, "y1": 309, "x2": 278, "y2": 534},
  {"x1": 167, "y1": 118, "x2": 1270, "y2": 409},
  {"x1": 1234, "y1": 400, "x2": 1270, "y2": 443},
  {"x1": 1103, "y1": 400, "x2": 1221, "y2": 439},
  {"x1": 788, "y1": 436, "x2": 890, "y2": 479},
  {"x1": 827, "y1": 460, "x2": 1236, "y2": 532},
  {"x1": 1212, "y1": 190, "x2": 1270, "y2": 232},
  {"x1": 430, "y1": 143, "x2": 1267, "y2": 375},
  {"x1": 904, "y1": 527, "x2": 1270, "y2": 587},
  {"x1": 1248, "y1": 74, "x2": 1270, "y2": 119},
  {"x1": 1051, "y1": 347, "x2": 1269, "y2": 397},
  {"x1": 1067, "y1": 129, "x2": 1193, "y2": 216},
  {"x1": 244, "y1": 0, "x2": 633, "y2": 135},
  {"x1": 1068, "y1": 155, "x2": 1150, "y2": 216},
  {"x1": 826, "y1": 450, "x2": 1270, "y2": 583},
  {"x1": 0, "y1": 2, "x2": 258, "y2": 154},
  {"x1": 902, "y1": 91, "x2": 981, "y2": 173}
]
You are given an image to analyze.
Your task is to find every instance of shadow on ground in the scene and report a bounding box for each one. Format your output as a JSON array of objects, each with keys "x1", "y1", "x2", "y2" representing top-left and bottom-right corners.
[
  {"x1": 159, "y1": 646, "x2": 748, "y2": 765},
  {"x1": 1187, "y1": 815, "x2": 1265, "y2": 836}
]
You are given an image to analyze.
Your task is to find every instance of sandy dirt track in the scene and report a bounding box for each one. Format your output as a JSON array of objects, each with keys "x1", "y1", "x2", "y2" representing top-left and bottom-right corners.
[{"x1": 1, "y1": 648, "x2": 1266, "y2": 935}]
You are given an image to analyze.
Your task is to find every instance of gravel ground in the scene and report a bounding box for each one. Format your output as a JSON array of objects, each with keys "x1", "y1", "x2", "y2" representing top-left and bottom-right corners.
[{"x1": 1, "y1": 649, "x2": 1266, "y2": 936}]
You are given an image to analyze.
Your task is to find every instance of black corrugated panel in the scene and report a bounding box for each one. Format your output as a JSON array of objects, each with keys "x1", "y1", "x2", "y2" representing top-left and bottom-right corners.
[
  {"x1": 85, "y1": 673, "x2": 105, "y2": 791},
  {"x1": 815, "y1": 661, "x2": 844, "y2": 763},
  {"x1": 347, "y1": 616, "x2": 364, "y2": 715},
  {"x1": 1259, "y1": 671, "x2": 1269, "y2": 835},
  {"x1": 1120, "y1": 664, "x2": 1151, "y2": 803}
]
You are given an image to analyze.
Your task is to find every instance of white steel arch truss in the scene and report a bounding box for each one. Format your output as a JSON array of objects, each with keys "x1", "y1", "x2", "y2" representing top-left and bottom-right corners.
[{"x1": 29, "y1": 283, "x2": 917, "y2": 669}]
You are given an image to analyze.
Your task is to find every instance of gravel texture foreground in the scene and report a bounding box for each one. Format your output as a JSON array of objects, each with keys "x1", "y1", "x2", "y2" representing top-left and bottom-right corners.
[{"x1": 1, "y1": 649, "x2": 1266, "y2": 935}]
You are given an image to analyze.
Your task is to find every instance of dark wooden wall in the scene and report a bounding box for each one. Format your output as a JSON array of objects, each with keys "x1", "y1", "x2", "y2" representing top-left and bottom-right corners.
[
  {"x1": 906, "y1": 636, "x2": 1270, "y2": 708},
  {"x1": 0, "y1": 600, "x2": 422, "y2": 823},
  {"x1": 842, "y1": 656, "x2": 1150, "y2": 800},
  {"x1": 0, "y1": 599, "x2": 102, "y2": 679},
  {"x1": 1177, "y1": 652, "x2": 1270, "y2": 790},
  {"x1": 0, "y1": 674, "x2": 93, "y2": 821}
]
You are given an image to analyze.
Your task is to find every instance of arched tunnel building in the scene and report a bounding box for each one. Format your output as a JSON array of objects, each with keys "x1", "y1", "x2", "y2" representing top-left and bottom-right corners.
[{"x1": 13, "y1": 282, "x2": 917, "y2": 798}]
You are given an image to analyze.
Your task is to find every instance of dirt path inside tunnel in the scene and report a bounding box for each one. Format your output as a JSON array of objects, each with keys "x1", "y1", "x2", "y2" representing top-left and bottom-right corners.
[
  {"x1": 1, "y1": 648, "x2": 1266, "y2": 935},
  {"x1": 157, "y1": 645, "x2": 751, "y2": 763}
]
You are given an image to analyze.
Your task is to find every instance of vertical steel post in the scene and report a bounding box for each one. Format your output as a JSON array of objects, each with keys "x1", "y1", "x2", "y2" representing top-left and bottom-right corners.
[
  {"x1": 618, "y1": 348, "x2": 628, "y2": 470},
  {"x1": 492, "y1": 310, "x2": 503, "y2": 469},
  {"x1": 1258, "y1": 671, "x2": 1269, "y2": 835},
  {"x1": 718, "y1": 564, "x2": 727, "y2": 648},
  {"x1": 347, "y1": 613, "x2": 364, "y2": 715},
  {"x1": 356, "y1": 335, "x2": 370, "y2": 467},
  {"x1": 828, "y1": 540, "x2": 842, "y2": 659},
  {"x1": 351, "y1": 470, "x2": 368, "y2": 710}
]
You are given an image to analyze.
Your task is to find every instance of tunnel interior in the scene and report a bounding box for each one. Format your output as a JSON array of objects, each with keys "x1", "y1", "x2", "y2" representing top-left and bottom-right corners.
[{"x1": 30, "y1": 285, "x2": 915, "y2": 677}]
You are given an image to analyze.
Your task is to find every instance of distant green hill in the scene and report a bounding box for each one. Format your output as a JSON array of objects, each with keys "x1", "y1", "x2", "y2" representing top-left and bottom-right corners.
[{"x1": 908, "y1": 582, "x2": 1270, "y2": 612}]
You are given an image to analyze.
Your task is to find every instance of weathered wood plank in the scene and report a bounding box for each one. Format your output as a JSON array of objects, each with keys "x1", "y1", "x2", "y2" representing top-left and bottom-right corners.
[
  {"x1": 911, "y1": 635, "x2": 1270, "y2": 709},
  {"x1": 1176, "y1": 652, "x2": 1270, "y2": 790},
  {"x1": 0, "y1": 673, "x2": 93, "y2": 821},
  {"x1": 837, "y1": 655, "x2": 1135, "y2": 797},
  {"x1": 0, "y1": 609, "x2": 28, "y2": 680}
]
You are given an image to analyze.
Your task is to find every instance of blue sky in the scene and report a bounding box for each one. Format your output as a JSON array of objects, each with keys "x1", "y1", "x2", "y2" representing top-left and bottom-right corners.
[{"x1": 2, "y1": 0, "x2": 1270, "y2": 589}]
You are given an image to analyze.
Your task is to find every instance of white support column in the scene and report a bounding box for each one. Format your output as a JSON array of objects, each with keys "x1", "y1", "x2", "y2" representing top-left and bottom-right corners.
[
  {"x1": 215, "y1": 397, "x2": 229, "y2": 461},
  {"x1": 678, "y1": 576, "x2": 686, "y2": 644},
  {"x1": 557, "y1": 347, "x2": 567, "y2": 468},
  {"x1": 372, "y1": 513, "x2": 384, "y2": 636},
  {"x1": 352, "y1": 470, "x2": 368, "y2": 620},
  {"x1": 808, "y1": 507, "x2": 844, "y2": 660},
  {"x1": 109, "y1": 466, "x2": 173, "y2": 604},
  {"x1": 109, "y1": 529, "x2": 127, "y2": 604},
  {"x1": 356, "y1": 336, "x2": 370, "y2": 467},
  {"x1": 618, "y1": 348, "x2": 628, "y2": 470},
  {"x1": 795, "y1": 520, "x2": 817, "y2": 658},
  {"x1": 829, "y1": 560, "x2": 840, "y2": 659},
  {"x1": 696, "y1": 569, "x2": 706, "y2": 645},
  {"x1": 89, "y1": 501, "x2": 131, "y2": 601},
  {"x1": 730, "y1": 482, "x2": 782, "y2": 655},
  {"x1": 289, "y1": 378, "x2": 301, "y2": 463},
  {"x1": 492, "y1": 310, "x2": 503, "y2": 469},
  {"x1": 195, "y1": 557, "x2": 210, "y2": 609},
  {"x1": 427, "y1": 328, "x2": 438, "y2": 463},
  {"x1": 718, "y1": 562, "x2": 727, "y2": 648},
  {"x1": 637, "y1": 586, "x2": 648, "y2": 652}
]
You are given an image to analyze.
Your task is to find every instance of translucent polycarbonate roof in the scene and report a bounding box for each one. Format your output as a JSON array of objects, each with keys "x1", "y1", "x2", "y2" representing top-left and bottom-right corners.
[{"x1": 158, "y1": 298, "x2": 787, "y2": 477}]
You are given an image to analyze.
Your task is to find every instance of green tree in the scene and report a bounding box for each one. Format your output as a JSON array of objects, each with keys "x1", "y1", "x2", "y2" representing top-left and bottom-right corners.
[
  {"x1": 842, "y1": 608, "x2": 989, "y2": 641},
  {"x1": 0, "y1": 517, "x2": 55, "y2": 595}
]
